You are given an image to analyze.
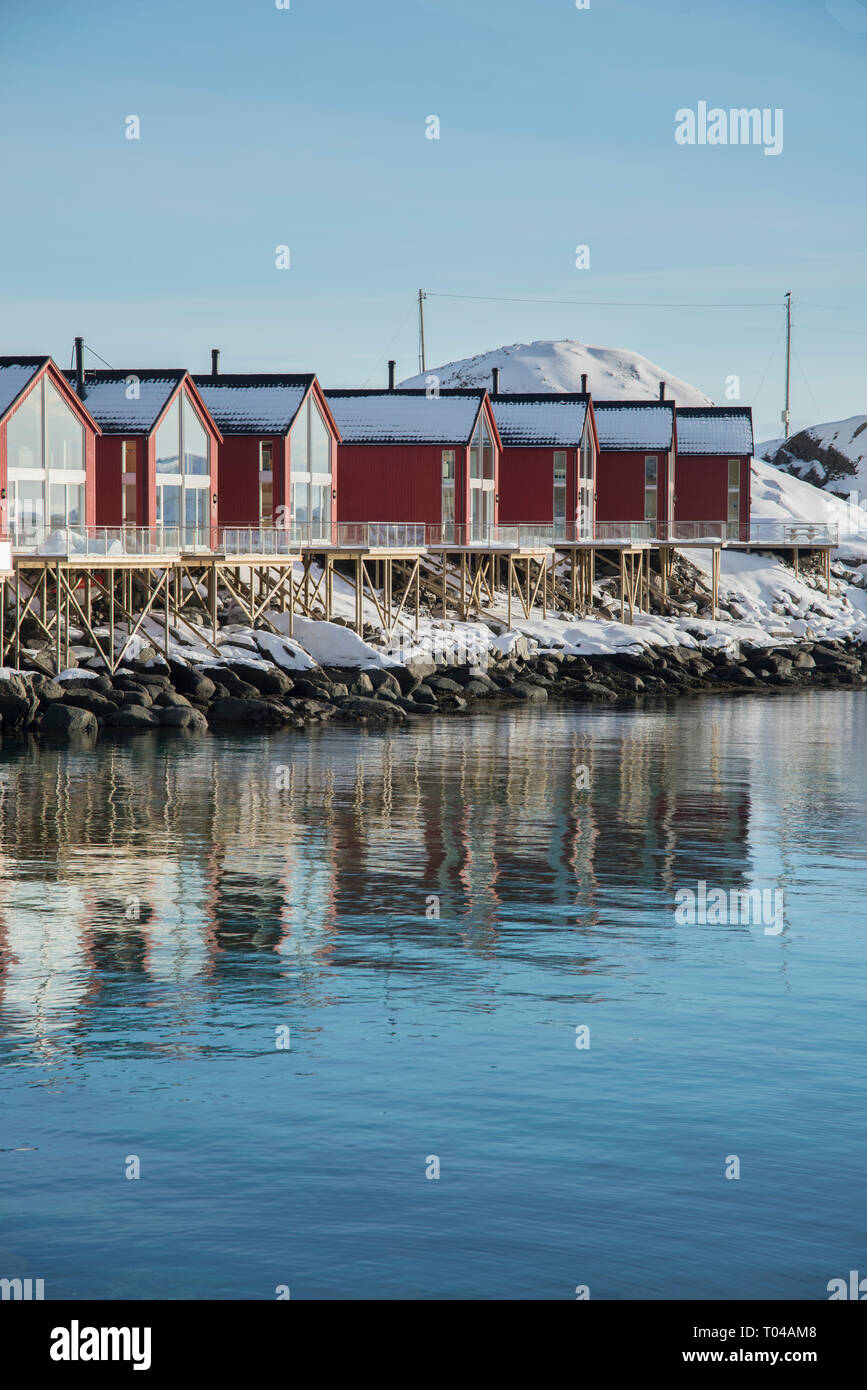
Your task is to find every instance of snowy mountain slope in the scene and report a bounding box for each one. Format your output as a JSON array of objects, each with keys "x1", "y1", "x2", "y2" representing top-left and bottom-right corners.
[
  {"x1": 399, "y1": 339, "x2": 713, "y2": 405},
  {"x1": 764, "y1": 415, "x2": 867, "y2": 498},
  {"x1": 752, "y1": 457, "x2": 867, "y2": 551}
]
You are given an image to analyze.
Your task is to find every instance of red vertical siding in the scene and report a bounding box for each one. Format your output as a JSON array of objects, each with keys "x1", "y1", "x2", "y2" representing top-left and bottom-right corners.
[
  {"x1": 93, "y1": 437, "x2": 123, "y2": 528},
  {"x1": 336, "y1": 444, "x2": 443, "y2": 524},
  {"x1": 674, "y1": 454, "x2": 751, "y2": 525},
  {"x1": 595, "y1": 449, "x2": 675, "y2": 525},
  {"x1": 216, "y1": 436, "x2": 263, "y2": 527},
  {"x1": 498, "y1": 446, "x2": 579, "y2": 524}
]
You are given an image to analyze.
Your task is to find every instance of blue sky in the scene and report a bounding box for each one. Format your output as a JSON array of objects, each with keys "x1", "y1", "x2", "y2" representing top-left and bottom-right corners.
[{"x1": 1, "y1": 0, "x2": 865, "y2": 438}]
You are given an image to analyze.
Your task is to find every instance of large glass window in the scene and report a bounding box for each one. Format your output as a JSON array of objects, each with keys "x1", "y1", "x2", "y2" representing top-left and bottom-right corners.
[
  {"x1": 155, "y1": 399, "x2": 180, "y2": 474},
  {"x1": 183, "y1": 396, "x2": 209, "y2": 475},
  {"x1": 122, "y1": 440, "x2": 138, "y2": 527},
  {"x1": 153, "y1": 390, "x2": 211, "y2": 547},
  {"x1": 482, "y1": 419, "x2": 494, "y2": 480},
  {"x1": 290, "y1": 393, "x2": 333, "y2": 541},
  {"x1": 553, "y1": 451, "x2": 567, "y2": 529},
  {"x1": 469, "y1": 419, "x2": 494, "y2": 541},
  {"x1": 7, "y1": 376, "x2": 87, "y2": 542},
  {"x1": 644, "y1": 455, "x2": 658, "y2": 524},
  {"x1": 470, "y1": 422, "x2": 481, "y2": 480},
  {"x1": 727, "y1": 459, "x2": 740, "y2": 538},
  {"x1": 45, "y1": 380, "x2": 83, "y2": 470}
]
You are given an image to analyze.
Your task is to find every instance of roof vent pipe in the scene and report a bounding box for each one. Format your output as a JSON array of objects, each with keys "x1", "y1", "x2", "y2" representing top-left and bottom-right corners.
[
  {"x1": 388, "y1": 360, "x2": 396, "y2": 391},
  {"x1": 581, "y1": 373, "x2": 588, "y2": 394},
  {"x1": 491, "y1": 367, "x2": 501, "y2": 394},
  {"x1": 211, "y1": 348, "x2": 220, "y2": 376},
  {"x1": 74, "y1": 336, "x2": 86, "y2": 399},
  {"x1": 659, "y1": 381, "x2": 666, "y2": 400}
]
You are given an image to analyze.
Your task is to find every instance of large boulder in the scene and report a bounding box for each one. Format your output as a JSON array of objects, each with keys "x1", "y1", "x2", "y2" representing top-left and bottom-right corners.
[
  {"x1": 157, "y1": 706, "x2": 209, "y2": 732},
  {"x1": 167, "y1": 660, "x2": 217, "y2": 701},
  {"x1": 0, "y1": 675, "x2": 38, "y2": 728},
  {"x1": 225, "y1": 661, "x2": 294, "y2": 697},
  {"x1": 107, "y1": 705, "x2": 160, "y2": 730},
  {"x1": 57, "y1": 690, "x2": 120, "y2": 718},
  {"x1": 39, "y1": 702, "x2": 98, "y2": 736},
  {"x1": 207, "y1": 697, "x2": 291, "y2": 727}
]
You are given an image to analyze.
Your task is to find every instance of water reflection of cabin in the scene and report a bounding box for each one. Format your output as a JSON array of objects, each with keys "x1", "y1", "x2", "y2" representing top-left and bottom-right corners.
[
  {"x1": 193, "y1": 369, "x2": 340, "y2": 540},
  {"x1": 0, "y1": 356, "x2": 100, "y2": 544},
  {"x1": 62, "y1": 368, "x2": 222, "y2": 549}
]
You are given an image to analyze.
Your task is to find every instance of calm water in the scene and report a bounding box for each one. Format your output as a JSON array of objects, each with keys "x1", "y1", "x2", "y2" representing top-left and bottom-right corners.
[{"x1": 0, "y1": 693, "x2": 864, "y2": 1300}]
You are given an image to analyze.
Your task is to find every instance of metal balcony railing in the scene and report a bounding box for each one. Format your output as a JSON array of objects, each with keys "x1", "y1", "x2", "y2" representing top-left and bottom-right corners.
[{"x1": 10, "y1": 526, "x2": 183, "y2": 557}]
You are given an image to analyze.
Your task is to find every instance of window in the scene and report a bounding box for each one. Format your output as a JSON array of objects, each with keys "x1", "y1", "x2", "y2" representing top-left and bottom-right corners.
[
  {"x1": 644, "y1": 455, "x2": 658, "y2": 523},
  {"x1": 578, "y1": 422, "x2": 595, "y2": 539},
  {"x1": 727, "y1": 459, "x2": 740, "y2": 538},
  {"x1": 122, "y1": 440, "x2": 138, "y2": 527},
  {"x1": 468, "y1": 418, "x2": 495, "y2": 541},
  {"x1": 154, "y1": 390, "x2": 211, "y2": 547},
  {"x1": 6, "y1": 376, "x2": 86, "y2": 542},
  {"x1": 259, "y1": 441, "x2": 274, "y2": 527},
  {"x1": 290, "y1": 395, "x2": 333, "y2": 540},
  {"x1": 441, "y1": 449, "x2": 455, "y2": 541},
  {"x1": 553, "y1": 451, "x2": 567, "y2": 529}
]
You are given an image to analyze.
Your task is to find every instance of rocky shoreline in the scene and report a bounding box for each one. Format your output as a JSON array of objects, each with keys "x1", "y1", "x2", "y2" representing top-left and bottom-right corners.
[{"x1": 1, "y1": 633, "x2": 865, "y2": 742}]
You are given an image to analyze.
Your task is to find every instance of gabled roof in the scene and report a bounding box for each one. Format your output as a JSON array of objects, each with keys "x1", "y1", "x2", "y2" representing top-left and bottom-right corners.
[
  {"x1": 594, "y1": 400, "x2": 675, "y2": 451},
  {"x1": 193, "y1": 373, "x2": 317, "y2": 436},
  {"x1": 0, "y1": 357, "x2": 50, "y2": 422},
  {"x1": 491, "y1": 392, "x2": 589, "y2": 446},
  {"x1": 676, "y1": 407, "x2": 753, "y2": 456},
  {"x1": 325, "y1": 388, "x2": 488, "y2": 445},
  {"x1": 61, "y1": 369, "x2": 187, "y2": 434}
]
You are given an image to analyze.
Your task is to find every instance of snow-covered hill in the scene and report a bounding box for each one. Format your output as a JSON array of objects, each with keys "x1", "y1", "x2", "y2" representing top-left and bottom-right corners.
[
  {"x1": 399, "y1": 339, "x2": 713, "y2": 405},
  {"x1": 763, "y1": 415, "x2": 867, "y2": 498}
]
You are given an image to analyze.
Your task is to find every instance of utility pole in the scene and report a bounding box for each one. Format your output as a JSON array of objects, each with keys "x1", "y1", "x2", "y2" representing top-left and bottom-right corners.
[
  {"x1": 782, "y1": 290, "x2": 792, "y2": 439},
  {"x1": 418, "y1": 289, "x2": 426, "y2": 374}
]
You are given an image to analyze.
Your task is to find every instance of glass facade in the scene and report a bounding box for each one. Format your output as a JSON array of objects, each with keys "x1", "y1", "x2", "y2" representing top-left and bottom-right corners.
[
  {"x1": 469, "y1": 416, "x2": 495, "y2": 541},
  {"x1": 7, "y1": 375, "x2": 87, "y2": 542},
  {"x1": 290, "y1": 394, "x2": 333, "y2": 541},
  {"x1": 153, "y1": 390, "x2": 211, "y2": 547},
  {"x1": 644, "y1": 455, "x2": 658, "y2": 523}
]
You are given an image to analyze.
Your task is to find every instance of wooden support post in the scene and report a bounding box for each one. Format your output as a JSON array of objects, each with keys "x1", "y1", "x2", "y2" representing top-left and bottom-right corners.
[
  {"x1": 825, "y1": 548, "x2": 831, "y2": 598},
  {"x1": 13, "y1": 563, "x2": 20, "y2": 668},
  {"x1": 620, "y1": 550, "x2": 626, "y2": 625},
  {"x1": 507, "y1": 556, "x2": 513, "y2": 629},
  {"x1": 712, "y1": 546, "x2": 720, "y2": 621},
  {"x1": 55, "y1": 562, "x2": 62, "y2": 672}
]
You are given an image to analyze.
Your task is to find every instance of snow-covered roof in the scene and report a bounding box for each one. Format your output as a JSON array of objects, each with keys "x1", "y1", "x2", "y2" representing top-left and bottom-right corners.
[
  {"x1": 193, "y1": 374, "x2": 315, "y2": 435},
  {"x1": 326, "y1": 389, "x2": 486, "y2": 445},
  {"x1": 491, "y1": 394, "x2": 588, "y2": 446},
  {"x1": 0, "y1": 358, "x2": 47, "y2": 421},
  {"x1": 594, "y1": 401, "x2": 674, "y2": 450},
  {"x1": 61, "y1": 369, "x2": 186, "y2": 433},
  {"x1": 676, "y1": 408, "x2": 754, "y2": 456}
]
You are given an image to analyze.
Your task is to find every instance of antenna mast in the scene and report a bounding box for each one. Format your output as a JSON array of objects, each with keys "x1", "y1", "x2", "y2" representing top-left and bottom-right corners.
[
  {"x1": 418, "y1": 289, "x2": 427, "y2": 374},
  {"x1": 782, "y1": 290, "x2": 792, "y2": 439}
]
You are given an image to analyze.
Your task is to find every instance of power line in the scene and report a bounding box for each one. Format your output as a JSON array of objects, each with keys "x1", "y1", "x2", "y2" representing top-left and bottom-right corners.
[{"x1": 423, "y1": 290, "x2": 779, "y2": 310}]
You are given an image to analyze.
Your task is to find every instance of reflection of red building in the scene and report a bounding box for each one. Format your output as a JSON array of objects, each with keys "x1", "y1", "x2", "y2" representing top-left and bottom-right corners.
[
  {"x1": 62, "y1": 368, "x2": 222, "y2": 548},
  {"x1": 194, "y1": 371, "x2": 340, "y2": 538},
  {"x1": 326, "y1": 389, "x2": 501, "y2": 540},
  {"x1": 594, "y1": 400, "x2": 677, "y2": 528},
  {"x1": 491, "y1": 392, "x2": 598, "y2": 537},
  {"x1": 674, "y1": 407, "x2": 753, "y2": 537},
  {"x1": 0, "y1": 355, "x2": 101, "y2": 539}
]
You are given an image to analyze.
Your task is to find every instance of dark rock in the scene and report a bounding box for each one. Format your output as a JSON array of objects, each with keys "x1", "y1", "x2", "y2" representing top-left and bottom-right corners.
[
  {"x1": 57, "y1": 690, "x2": 120, "y2": 718},
  {"x1": 157, "y1": 706, "x2": 209, "y2": 732},
  {"x1": 226, "y1": 661, "x2": 294, "y2": 697},
  {"x1": 38, "y1": 702, "x2": 98, "y2": 736},
  {"x1": 155, "y1": 690, "x2": 192, "y2": 708},
  {"x1": 107, "y1": 705, "x2": 160, "y2": 730},
  {"x1": 388, "y1": 666, "x2": 421, "y2": 696},
  {"x1": 427, "y1": 675, "x2": 464, "y2": 694},
  {"x1": 508, "y1": 682, "x2": 548, "y2": 703},
  {"x1": 412, "y1": 684, "x2": 437, "y2": 705},
  {"x1": 168, "y1": 660, "x2": 217, "y2": 701},
  {"x1": 338, "y1": 696, "x2": 406, "y2": 722},
  {"x1": 207, "y1": 697, "x2": 291, "y2": 727},
  {"x1": 349, "y1": 672, "x2": 374, "y2": 696},
  {"x1": 120, "y1": 689, "x2": 153, "y2": 708}
]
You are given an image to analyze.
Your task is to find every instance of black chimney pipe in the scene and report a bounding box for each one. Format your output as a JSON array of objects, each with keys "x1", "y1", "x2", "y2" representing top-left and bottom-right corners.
[
  {"x1": 491, "y1": 367, "x2": 500, "y2": 394},
  {"x1": 581, "y1": 373, "x2": 588, "y2": 394},
  {"x1": 211, "y1": 348, "x2": 220, "y2": 376},
  {"x1": 74, "y1": 336, "x2": 86, "y2": 399},
  {"x1": 659, "y1": 381, "x2": 666, "y2": 400},
  {"x1": 388, "y1": 360, "x2": 396, "y2": 391}
]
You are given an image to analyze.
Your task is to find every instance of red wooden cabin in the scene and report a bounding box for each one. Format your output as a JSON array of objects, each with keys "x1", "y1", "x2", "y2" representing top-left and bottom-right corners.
[
  {"x1": 491, "y1": 391, "x2": 598, "y2": 539},
  {"x1": 325, "y1": 388, "x2": 501, "y2": 544},
  {"x1": 0, "y1": 356, "x2": 100, "y2": 545},
  {"x1": 194, "y1": 369, "x2": 340, "y2": 541},
  {"x1": 63, "y1": 368, "x2": 222, "y2": 549},
  {"x1": 674, "y1": 407, "x2": 753, "y2": 539},
  {"x1": 593, "y1": 400, "x2": 677, "y2": 533}
]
